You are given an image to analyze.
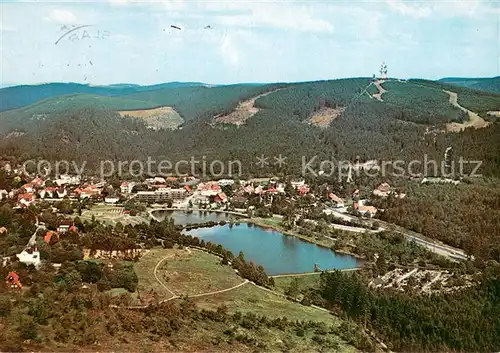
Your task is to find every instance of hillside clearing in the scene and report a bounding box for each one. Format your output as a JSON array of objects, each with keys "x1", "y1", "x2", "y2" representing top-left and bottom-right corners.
[
  {"x1": 372, "y1": 80, "x2": 386, "y2": 101},
  {"x1": 214, "y1": 88, "x2": 284, "y2": 126},
  {"x1": 444, "y1": 90, "x2": 490, "y2": 132},
  {"x1": 155, "y1": 248, "x2": 245, "y2": 296},
  {"x1": 193, "y1": 280, "x2": 342, "y2": 325},
  {"x1": 307, "y1": 107, "x2": 346, "y2": 128},
  {"x1": 118, "y1": 106, "x2": 183, "y2": 130},
  {"x1": 133, "y1": 248, "x2": 184, "y2": 302}
]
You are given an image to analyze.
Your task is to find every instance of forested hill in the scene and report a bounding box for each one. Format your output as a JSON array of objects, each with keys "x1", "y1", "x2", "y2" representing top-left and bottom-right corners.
[
  {"x1": 1, "y1": 77, "x2": 499, "y2": 176},
  {"x1": 439, "y1": 76, "x2": 500, "y2": 94},
  {"x1": 0, "y1": 81, "x2": 211, "y2": 112}
]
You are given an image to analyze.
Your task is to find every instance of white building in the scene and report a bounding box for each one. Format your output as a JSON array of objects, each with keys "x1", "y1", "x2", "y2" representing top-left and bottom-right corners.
[
  {"x1": 146, "y1": 177, "x2": 166, "y2": 184},
  {"x1": 57, "y1": 225, "x2": 70, "y2": 233},
  {"x1": 17, "y1": 250, "x2": 41, "y2": 269},
  {"x1": 0, "y1": 190, "x2": 8, "y2": 200},
  {"x1": 134, "y1": 188, "x2": 187, "y2": 202},
  {"x1": 54, "y1": 175, "x2": 81, "y2": 186},
  {"x1": 217, "y1": 179, "x2": 235, "y2": 186},
  {"x1": 291, "y1": 180, "x2": 305, "y2": 189},
  {"x1": 104, "y1": 197, "x2": 120, "y2": 204},
  {"x1": 120, "y1": 182, "x2": 135, "y2": 194}
]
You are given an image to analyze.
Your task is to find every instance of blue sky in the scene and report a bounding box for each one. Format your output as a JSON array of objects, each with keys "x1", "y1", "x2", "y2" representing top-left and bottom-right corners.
[{"x1": 1, "y1": 0, "x2": 499, "y2": 85}]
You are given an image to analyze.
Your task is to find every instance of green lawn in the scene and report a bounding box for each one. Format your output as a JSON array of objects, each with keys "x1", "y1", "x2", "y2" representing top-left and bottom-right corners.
[
  {"x1": 79, "y1": 204, "x2": 148, "y2": 226},
  {"x1": 193, "y1": 281, "x2": 337, "y2": 324},
  {"x1": 273, "y1": 273, "x2": 323, "y2": 296},
  {"x1": 133, "y1": 248, "x2": 181, "y2": 301},
  {"x1": 158, "y1": 249, "x2": 244, "y2": 296}
]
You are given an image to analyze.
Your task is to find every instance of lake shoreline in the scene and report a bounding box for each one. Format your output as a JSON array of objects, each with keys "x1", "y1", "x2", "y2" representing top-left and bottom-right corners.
[
  {"x1": 156, "y1": 209, "x2": 363, "y2": 270},
  {"x1": 244, "y1": 218, "x2": 366, "y2": 262}
]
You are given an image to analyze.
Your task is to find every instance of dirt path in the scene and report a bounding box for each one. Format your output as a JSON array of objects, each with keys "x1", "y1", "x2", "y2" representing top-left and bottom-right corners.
[
  {"x1": 153, "y1": 255, "x2": 178, "y2": 299},
  {"x1": 444, "y1": 90, "x2": 490, "y2": 132},
  {"x1": 112, "y1": 254, "x2": 248, "y2": 309},
  {"x1": 372, "y1": 80, "x2": 387, "y2": 101},
  {"x1": 186, "y1": 279, "x2": 249, "y2": 298}
]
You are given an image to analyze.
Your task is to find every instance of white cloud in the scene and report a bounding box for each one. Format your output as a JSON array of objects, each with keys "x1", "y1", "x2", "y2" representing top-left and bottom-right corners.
[
  {"x1": 1, "y1": 24, "x2": 17, "y2": 32},
  {"x1": 212, "y1": 3, "x2": 334, "y2": 34},
  {"x1": 220, "y1": 34, "x2": 239, "y2": 67},
  {"x1": 386, "y1": 0, "x2": 499, "y2": 19},
  {"x1": 44, "y1": 9, "x2": 77, "y2": 24},
  {"x1": 108, "y1": 0, "x2": 185, "y2": 10},
  {"x1": 385, "y1": 0, "x2": 432, "y2": 19}
]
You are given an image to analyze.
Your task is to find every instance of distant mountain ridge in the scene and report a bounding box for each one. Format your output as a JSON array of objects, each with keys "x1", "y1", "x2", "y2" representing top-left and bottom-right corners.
[
  {"x1": 0, "y1": 81, "x2": 210, "y2": 112},
  {"x1": 438, "y1": 77, "x2": 500, "y2": 94}
]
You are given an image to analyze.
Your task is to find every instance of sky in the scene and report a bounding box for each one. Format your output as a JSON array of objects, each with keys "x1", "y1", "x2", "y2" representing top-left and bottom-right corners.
[{"x1": 1, "y1": 0, "x2": 499, "y2": 85}]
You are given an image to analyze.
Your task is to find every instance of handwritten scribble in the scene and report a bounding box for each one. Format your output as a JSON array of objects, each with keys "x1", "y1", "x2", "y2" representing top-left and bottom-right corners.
[{"x1": 55, "y1": 25, "x2": 92, "y2": 45}]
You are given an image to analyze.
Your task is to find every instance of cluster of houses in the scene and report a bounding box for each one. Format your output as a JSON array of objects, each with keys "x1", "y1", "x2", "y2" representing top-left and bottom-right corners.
[{"x1": 0, "y1": 160, "x2": 408, "y2": 219}]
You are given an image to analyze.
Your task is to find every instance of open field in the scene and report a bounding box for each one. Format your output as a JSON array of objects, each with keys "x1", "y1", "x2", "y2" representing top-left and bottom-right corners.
[
  {"x1": 193, "y1": 281, "x2": 337, "y2": 324},
  {"x1": 118, "y1": 106, "x2": 183, "y2": 130},
  {"x1": 133, "y1": 248, "x2": 181, "y2": 301},
  {"x1": 79, "y1": 204, "x2": 149, "y2": 226},
  {"x1": 272, "y1": 273, "x2": 323, "y2": 296},
  {"x1": 156, "y1": 248, "x2": 245, "y2": 296}
]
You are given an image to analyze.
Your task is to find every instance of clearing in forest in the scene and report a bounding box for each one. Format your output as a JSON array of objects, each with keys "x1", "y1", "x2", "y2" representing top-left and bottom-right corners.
[
  {"x1": 118, "y1": 106, "x2": 183, "y2": 130},
  {"x1": 307, "y1": 106, "x2": 346, "y2": 128},
  {"x1": 214, "y1": 89, "x2": 283, "y2": 126},
  {"x1": 372, "y1": 80, "x2": 387, "y2": 101},
  {"x1": 444, "y1": 90, "x2": 490, "y2": 132}
]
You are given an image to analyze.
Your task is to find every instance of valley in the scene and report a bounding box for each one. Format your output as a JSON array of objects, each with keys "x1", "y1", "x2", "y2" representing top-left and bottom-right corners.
[{"x1": 0, "y1": 75, "x2": 499, "y2": 353}]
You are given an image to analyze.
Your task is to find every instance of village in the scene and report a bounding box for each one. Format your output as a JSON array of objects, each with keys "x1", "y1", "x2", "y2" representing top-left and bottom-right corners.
[{"x1": 0, "y1": 158, "x2": 471, "y2": 297}]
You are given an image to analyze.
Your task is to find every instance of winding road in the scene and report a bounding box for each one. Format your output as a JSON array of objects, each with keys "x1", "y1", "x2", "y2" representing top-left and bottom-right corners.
[
  {"x1": 444, "y1": 90, "x2": 489, "y2": 132},
  {"x1": 325, "y1": 209, "x2": 468, "y2": 261},
  {"x1": 372, "y1": 80, "x2": 387, "y2": 101}
]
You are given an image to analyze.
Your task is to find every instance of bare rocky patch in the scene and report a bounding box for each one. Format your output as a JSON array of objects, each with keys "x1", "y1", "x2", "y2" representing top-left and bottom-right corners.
[
  {"x1": 214, "y1": 89, "x2": 284, "y2": 126},
  {"x1": 118, "y1": 106, "x2": 183, "y2": 130},
  {"x1": 372, "y1": 80, "x2": 387, "y2": 101},
  {"x1": 307, "y1": 107, "x2": 346, "y2": 128},
  {"x1": 444, "y1": 90, "x2": 490, "y2": 132}
]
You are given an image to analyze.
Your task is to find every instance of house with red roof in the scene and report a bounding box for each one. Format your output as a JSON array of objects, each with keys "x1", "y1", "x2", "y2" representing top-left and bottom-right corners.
[
  {"x1": 298, "y1": 185, "x2": 310, "y2": 195},
  {"x1": 40, "y1": 186, "x2": 57, "y2": 198},
  {"x1": 197, "y1": 182, "x2": 222, "y2": 196},
  {"x1": 6, "y1": 271, "x2": 22, "y2": 289},
  {"x1": 214, "y1": 192, "x2": 228, "y2": 203},
  {"x1": 76, "y1": 185, "x2": 100, "y2": 199},
  {"x1": 120, "y1": 181, "x2": 135, "y2": 194},
  {"x1": 22, "y1": 184, "x2": 34, "y2": 193},
  {"x1": 17, "y1": 193, "x2": 35, "y2": 207},
  {"x1": 30, "y1": 178, "x2": 44, "y2": 188},
  {"x1": 44, "y1": 231, "x2": 60, "y2": 244},
  {"x1": 354, "y1": 202, "x2": 377, "y2": 217},
  {"x1": 328, "y1": 193, "x2": 345, "y2": 207}
]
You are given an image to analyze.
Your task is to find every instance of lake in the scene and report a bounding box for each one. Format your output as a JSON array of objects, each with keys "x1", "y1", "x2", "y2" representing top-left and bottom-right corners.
[
  {"x1": 151, "y1": 210, "x2": 239, "y2": 224},
  {"x1": 185, "y1": 223, "x2": 360, "y2": 275}
]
